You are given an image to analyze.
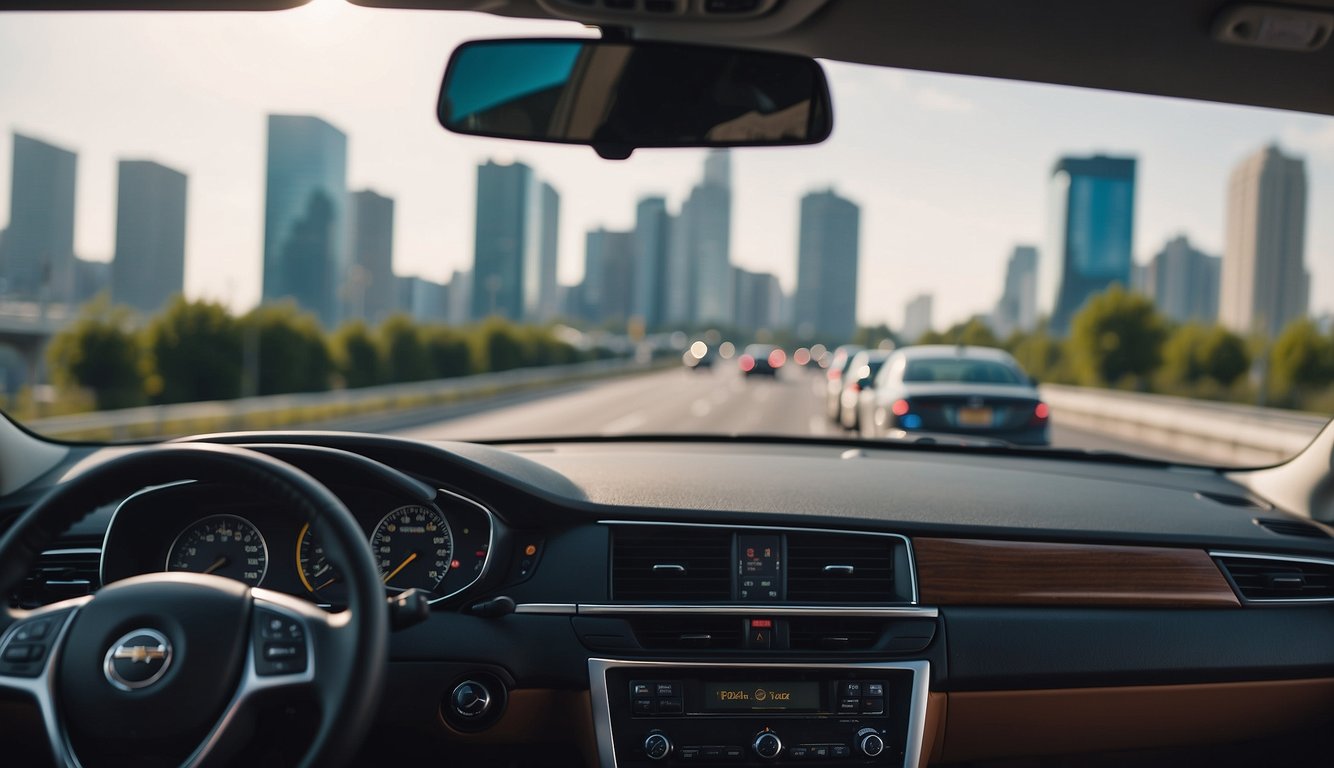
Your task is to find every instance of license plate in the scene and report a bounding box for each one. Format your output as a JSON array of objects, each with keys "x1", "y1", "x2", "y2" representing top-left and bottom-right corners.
[{"x1": 957, "y1": 406, "x2": 993, "y2": 427}]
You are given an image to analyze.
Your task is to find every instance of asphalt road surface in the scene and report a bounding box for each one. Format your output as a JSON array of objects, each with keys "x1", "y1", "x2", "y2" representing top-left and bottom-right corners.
[{"x1": 388, "y1": 365, "x2": 1203, "y2": 463}]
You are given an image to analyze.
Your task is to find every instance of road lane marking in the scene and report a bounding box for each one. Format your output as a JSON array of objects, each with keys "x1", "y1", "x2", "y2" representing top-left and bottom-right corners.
[{"x1": 601, "y1": 411, "x2": 648, "y2": 435}]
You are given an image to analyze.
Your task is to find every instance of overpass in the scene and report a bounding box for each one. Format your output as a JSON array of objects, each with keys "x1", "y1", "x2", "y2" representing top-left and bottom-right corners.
[{"x1": 0, "y1": 302, "x2": 74, "y2": 389}]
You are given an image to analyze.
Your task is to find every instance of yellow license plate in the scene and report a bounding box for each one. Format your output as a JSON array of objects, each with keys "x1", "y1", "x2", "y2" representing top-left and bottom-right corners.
[{"x1": 958, "y1": 407, "x2": 993, "y2": 426}]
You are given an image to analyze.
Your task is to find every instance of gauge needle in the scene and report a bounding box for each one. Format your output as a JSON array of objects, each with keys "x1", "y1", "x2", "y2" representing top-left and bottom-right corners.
[
  {"x1": 382, "y1": 552, "x2": 417, "y2": 585},
  {"x1": 316, "y1": 576, "x2": 338, "y2": 591},
  {"x1": 202, "y1": 556, "x2": 228, "y2": 575}
]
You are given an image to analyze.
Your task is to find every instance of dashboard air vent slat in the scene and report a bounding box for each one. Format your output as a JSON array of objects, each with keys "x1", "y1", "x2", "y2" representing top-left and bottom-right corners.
[
  {"x1": 612, "y1": 527, "x2": 731, "y2": 601},
  {"x1": 1217, "y1": 556, "x2": 1334, "y2": 601},
  {"x1": 628, "y1": 617, "x2": 743, "y2": 650},
  {"x1": 788, "y1": 617, "x2": 885, "y2": 651},
  {"x1": 11, "y1": 548, "x2": 101, "y2": 609},
  {"x1": 787, "y1": 533, "x2": 895, "y2": 603},
  {"x1": 1255, "y1": 518, "x2": 1331, "y2": 539}
]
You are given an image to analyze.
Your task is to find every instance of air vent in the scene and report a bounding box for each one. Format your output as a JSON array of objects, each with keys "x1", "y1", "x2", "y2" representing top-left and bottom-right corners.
[
  {"x1": 789, "y1": 617, "x2": 885, "y2": 651},
  {"x1": 628, "y1": 616, "x2": 743, "y2": 650},
  {"x1": 11, "y1": 547, "x2": 101, "y2": 609},
  {"x1": 1196, "y1": 491, "x2": 1267, "y2": 509},
  {"x1": 787, "y1": 533, "x2": 896, "y2": 602},
  {"x1": 1255, "y1": 518, "x2": 1331, "y2": 539},
  {"x1": 612, "y1": 526, "x2": 730, "y2": 601},
  {"x1": 1217, "y1": 555, "x2": 1334, "y2": 601}
]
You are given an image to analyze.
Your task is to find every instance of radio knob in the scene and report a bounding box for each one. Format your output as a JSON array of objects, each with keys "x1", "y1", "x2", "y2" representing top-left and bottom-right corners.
[
  {"x1": 752, "y1": 731, "x2": 783, "y2": 760},
  {"x1": 857, "y1": 727, "x2": 885, "y2": 757},
  {"x1": 451, "y1": 680, "x2": 492, "y2": 719},
  {"x1": 643, "y1": 731, "x2": 672, "y2": 761}
]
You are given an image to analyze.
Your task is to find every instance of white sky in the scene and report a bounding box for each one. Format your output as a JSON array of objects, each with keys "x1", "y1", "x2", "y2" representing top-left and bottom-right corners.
[{"x1": 0, "y1": 0, "x2": 1331, "y2": 329}]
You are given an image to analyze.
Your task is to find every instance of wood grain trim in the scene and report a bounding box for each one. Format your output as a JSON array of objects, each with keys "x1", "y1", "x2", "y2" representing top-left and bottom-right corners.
[
  {"x1": 914, "y1": 537, "x2": 1240, "y2": 607},
  {"x1": 940, "y1": 677, "x2": 1334, "y2": 763}
]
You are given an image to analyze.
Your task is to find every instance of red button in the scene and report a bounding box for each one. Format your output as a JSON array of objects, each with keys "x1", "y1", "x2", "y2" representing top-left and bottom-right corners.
[{"x1": 750, "y1": 619, "x2": 773, "y2": 628}]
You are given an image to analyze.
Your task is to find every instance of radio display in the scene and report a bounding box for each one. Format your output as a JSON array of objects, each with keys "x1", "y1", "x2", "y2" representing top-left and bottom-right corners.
[{"x1": 703, "y1": 681, "x2": 821, "y2": 712}]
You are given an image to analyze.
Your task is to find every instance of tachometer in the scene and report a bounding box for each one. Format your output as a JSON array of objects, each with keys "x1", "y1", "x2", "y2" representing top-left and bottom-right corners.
[
  {"x1": 296, "y1": 522, "x2": 343, "y2": 598},
  {"x1": 369, "y1": 504, "x2": 453, "y2": 592},
  {"x1": 166, "y1": 514, "x2": 268, "y2": 586}
]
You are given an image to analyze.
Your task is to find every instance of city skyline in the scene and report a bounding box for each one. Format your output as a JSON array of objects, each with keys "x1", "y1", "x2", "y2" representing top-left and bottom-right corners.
[{"x1": 2, "y1": 4, "x2": 1333, "y2": 331}]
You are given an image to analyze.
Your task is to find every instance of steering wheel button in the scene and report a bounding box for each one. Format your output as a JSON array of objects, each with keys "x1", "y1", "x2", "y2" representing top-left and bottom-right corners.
[
  {"x1": 2, "y1": 643, "x2": 37, "y2": 662},
  {"x1": 264, "y1": 643, "x2": 302, "y2": 660},
  {"x1": 14, "y1": 619, "x2": 51, "y2": 641}
]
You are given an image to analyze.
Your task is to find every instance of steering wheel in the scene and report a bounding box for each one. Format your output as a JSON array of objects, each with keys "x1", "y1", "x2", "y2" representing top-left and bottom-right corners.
[{"x1": 0, "y1": 444, "x2": 388, "y2": 768}]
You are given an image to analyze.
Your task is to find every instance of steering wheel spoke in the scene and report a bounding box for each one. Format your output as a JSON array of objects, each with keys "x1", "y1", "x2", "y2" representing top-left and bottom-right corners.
[{"x1": 0, "y1": 600, "x2": 89, "y2": 768}]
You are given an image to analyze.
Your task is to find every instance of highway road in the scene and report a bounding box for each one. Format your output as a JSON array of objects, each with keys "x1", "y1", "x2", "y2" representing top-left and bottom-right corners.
[{"x1": 388, "y1": 365, "x2": 1203, "y2": 463}]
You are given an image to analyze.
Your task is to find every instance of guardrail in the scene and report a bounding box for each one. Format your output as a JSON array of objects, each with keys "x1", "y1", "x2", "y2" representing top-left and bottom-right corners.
[
  {"x1": 1040, "y1": 384, "x2": 1329, "y2": 466},
  {"x1": 27, "y1": 357, "x2": 662, "y2": 442}
]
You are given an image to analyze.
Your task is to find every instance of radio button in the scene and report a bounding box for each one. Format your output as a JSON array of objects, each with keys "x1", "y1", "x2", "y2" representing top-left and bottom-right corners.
[
  {"x1": 866, "y1": 682, "x2": 885, "y2": 697},
  {"x1": 724, "y1": 746, "x2": 744, "y2": 759},
  {"x1": 789, "y1": 746, "x2": 809, "y2": 758},
  {"x1": 838, "y1": 697, "x2": 860, "y2": 713},
  {"x1": 862, "y1": 697, "x2": 885, "y2": 715},
  {"x1": 633, "y1": 698, "x2": 655, "y2": 715},
  {"x1": 840, "y1": 681, "x2": 863, "y2": 698},
  {"x1": 632, "y1": 681, "x2": 652, "y2": 697},
  {"x1": 655, "y1": 681, "x2": 678, "y2": 697},
  {"x1": 702, "y1": 746, "x2": 724, "y2": 759},
  {"x1": 832, "y1": 744, "x2": 851, "y2": 757},
  {"x1": 812, "y1": 745, "x2": 830, "y2": 758},
  {"x1": 659, "y1": 697, "x2": 684, "y2": 714}
]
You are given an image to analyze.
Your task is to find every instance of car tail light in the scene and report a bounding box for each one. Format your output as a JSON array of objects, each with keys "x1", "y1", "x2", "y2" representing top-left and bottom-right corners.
[
  {"x1": 891, "y1": 399, "x2": 911, "y2": 417},
  {"x1": 828, "y1": 367, "x2": 842, "y2": 381},
  {"x1": 768, "y1": 349, "x2": 787, "y2": 368},
  {"x1": 1032, "y1": 401, "x2": 1050, "y2": 425},
  {"x1": 849, "y1": 382, "x2": 861, "y2": 394},
  {"x1": 740, "y1": 355, "x2": 755, "y2": 372}
]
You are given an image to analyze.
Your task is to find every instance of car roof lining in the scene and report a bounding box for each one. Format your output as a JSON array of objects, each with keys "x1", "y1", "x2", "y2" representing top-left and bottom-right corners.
[{"x1": 349, "y1": 0, "x2": 1334, "y2": 117}]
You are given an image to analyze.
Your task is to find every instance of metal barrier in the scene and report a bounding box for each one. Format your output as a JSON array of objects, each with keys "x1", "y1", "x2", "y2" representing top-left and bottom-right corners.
[
  {"x1": 1040, "y1": 384, "x2": 1329, "y2": 466},
  {"x1": 27, "y1": 357, "x2": 657, "y2": 442}
]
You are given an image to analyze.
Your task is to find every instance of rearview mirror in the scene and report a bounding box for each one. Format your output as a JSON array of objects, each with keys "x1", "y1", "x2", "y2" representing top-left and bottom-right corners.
[{"x1": 438, "y1": 38, "x2": 833, "y2": 159}]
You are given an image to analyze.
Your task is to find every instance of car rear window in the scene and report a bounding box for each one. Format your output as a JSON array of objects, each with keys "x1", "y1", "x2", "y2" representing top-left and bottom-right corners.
[{"x1": 903, "y1": 358, "x2": 1023, "y2": 385}]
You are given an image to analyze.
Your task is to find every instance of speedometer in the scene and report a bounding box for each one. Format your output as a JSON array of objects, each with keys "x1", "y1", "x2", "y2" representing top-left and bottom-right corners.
[
  {"x1": 369, "y1": 504, "x2": 453, "y2": 592},
  {"x1": 166, "y1": 514, "x2": 268, "y2": 586}
]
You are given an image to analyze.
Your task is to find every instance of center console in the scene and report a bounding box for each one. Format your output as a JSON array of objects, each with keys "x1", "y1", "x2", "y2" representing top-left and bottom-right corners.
[{"x1": 589, "y1": 659, "x2": 929, "y2": 768}]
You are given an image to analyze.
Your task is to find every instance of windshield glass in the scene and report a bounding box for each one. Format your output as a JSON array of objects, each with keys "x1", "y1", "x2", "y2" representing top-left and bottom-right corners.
[{"x1": 0, "y1": 2, "x2": 1330, "y2": 467}]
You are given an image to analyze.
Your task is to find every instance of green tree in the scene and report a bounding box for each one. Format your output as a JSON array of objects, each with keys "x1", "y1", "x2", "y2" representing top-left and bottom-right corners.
[
  {"x1": 46, "y1": 298, "x2": 146, "y2": 410},
  {"x1": 472, "y1": 318, "x2": 524, "y2": 373},
  {"x1": 1066, "y1": 285, "x2": 1166, "y2": 388},
  {"x1": 1006, "y1": 326, "x2": 1067, "y2": 383},
  {"x1": 917, "y1": 317, "x2": 999, "y2": 348},
  {"x1": 330, "y1": 320, "x2": 383, "y2": 389},
  {"x1": 420, "y1": 326, "x2": 473, "y2": 379},
  {"x1": 1199, "y1": 326, "x2": 1250, "y2": 388},
  {"x1": 379, "y1": 315, "x2": 431, "y2": 383},
  {"x1": 240, "y1": 303, "x2": 332, "y2": 395},
  {"x1": 144, "y1": 297, "x2": 242, "y2": 403},
  {"x1": 1268, "y1": 318, "x2": 1333, "y2": 406},
  {"x1": 853, "y1": 324, "x2": 900, "y2": 350}
]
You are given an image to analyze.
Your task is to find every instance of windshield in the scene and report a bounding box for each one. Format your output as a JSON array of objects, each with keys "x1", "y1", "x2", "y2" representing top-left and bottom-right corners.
[{"x1": 0, "y1": 2, "x2": 1330, "y2": 468}]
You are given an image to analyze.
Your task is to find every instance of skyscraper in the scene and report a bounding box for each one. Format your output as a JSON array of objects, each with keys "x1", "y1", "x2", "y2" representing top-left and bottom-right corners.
[
  {"x1": 111, "y1": 160, "x2": 187, "y2": 314},
  {"x1": 262, "y1": 115, "x2": 348, "y2": 328},
  {"x1": 904, "y1": 294, "x2": 934, "y2": 342},
  {"x1": 992, "y1": 245, "x2": 1038, "y2": 338},
  {"x1": 733, "y1": 267, "x2": 784, "y2": 333},
  {"x1": 1, "y1": 133, "x2": 77, "y2": 303},
  {"x1": 1047, "y1": 155, "x2": 1136, "y2": 335},
  {"x1": 1220, "y1": 144, "x2": 1308, "y2": 338},
  {"x1": 632, "y1": 196, "x2": 671, "y2": 330},
  {"x1": 582, "y1": 228, "x2": 636, "y2": 325},
  {"x1": 348, "y1": 189, "x2": 395, "y2": 323},
  {"x1": 794, "y1": 189, "x2": 861, "y2": 342},
  {"x1": 1144, "y1": 235, "x2": 1220, "y2": 324},
  {"x1": 471, "y1": 160, "x2": 551, "y2": 321},
  {"x1": 537, "y1": 182, "x2": 560, "y2": 321},
  {"x1": 669, "y1": 150, "x2": 733, "y2": 327}
]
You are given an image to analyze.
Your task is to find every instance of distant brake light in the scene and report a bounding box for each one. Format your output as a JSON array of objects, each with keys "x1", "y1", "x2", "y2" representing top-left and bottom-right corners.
[
  {"x1": 891, "y1": 399, "x2": 911, "y2": 417},
  {"x1": 1033, "y1": 402, "x2": 1050, "y2": 422},
  {"x1": 768, "y1": 349, "x2": 786, "y2": 368},
  {"x1": 740, "y1": 355, "x2": 756, "y2": 372}
]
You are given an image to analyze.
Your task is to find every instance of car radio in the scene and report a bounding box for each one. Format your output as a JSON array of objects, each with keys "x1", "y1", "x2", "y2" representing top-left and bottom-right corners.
[{"x1": 589, "y1": 659, "x2": 929, "y2": 767}]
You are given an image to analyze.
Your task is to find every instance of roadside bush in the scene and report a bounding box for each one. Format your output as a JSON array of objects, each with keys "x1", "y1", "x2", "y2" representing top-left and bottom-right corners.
[
  {"x1": 240, "y1": 302, "x2": 333, "y2": 395},
  {"x1": 144, "y1": 296, "x2": 242, "y2": 403},
  {"x1": 330, "y1": 320, "x2": 383, "y2": 389},
  {"x1": 46, "y1": 297, "x2": 146, "y2": 410}
]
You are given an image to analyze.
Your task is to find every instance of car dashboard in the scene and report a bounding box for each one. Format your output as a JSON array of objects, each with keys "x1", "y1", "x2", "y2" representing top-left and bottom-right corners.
[{"x1": 4, "y1": 431, "x2": 1334, "y2": 767}]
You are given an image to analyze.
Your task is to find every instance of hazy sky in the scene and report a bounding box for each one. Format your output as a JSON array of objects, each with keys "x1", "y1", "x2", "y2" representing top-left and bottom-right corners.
[{"x1": 1, "y1": 0, "x2": 1331, "y2": 329}]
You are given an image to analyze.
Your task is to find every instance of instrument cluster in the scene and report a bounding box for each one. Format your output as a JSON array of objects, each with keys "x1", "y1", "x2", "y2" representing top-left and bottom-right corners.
[{"x1": 100, "y1": 481, "x2": 494, "y2": 605}]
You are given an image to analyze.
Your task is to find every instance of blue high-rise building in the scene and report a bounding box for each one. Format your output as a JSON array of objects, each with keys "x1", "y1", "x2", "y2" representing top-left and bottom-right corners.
[
  {"x1": 1, "y1": 133, "x2": 77, "y2": 303},
  {"x1": 1047, "y1": 155, "x2": 1136, "y2": 335},
  {"x1": 794, "y1": 189, "x2": 861, "y2": 343},
  {"x1": 632, "y1": 196, "x2": 671, "y2": 330},
  {"x1": 113, "y1": 160, "x2": 187, "y2": 314},
  {"x1": 261, "y1": 115, "x2": 348, "y2": 328},
  {"x1": 472, "y1": 160, "x2": 553, "y2": 321}
]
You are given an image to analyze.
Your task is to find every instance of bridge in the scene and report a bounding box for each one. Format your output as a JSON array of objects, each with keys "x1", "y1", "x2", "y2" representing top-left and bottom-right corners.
[{"x1": 0, "y1": 302, "x2": 75, "y2": 389}]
